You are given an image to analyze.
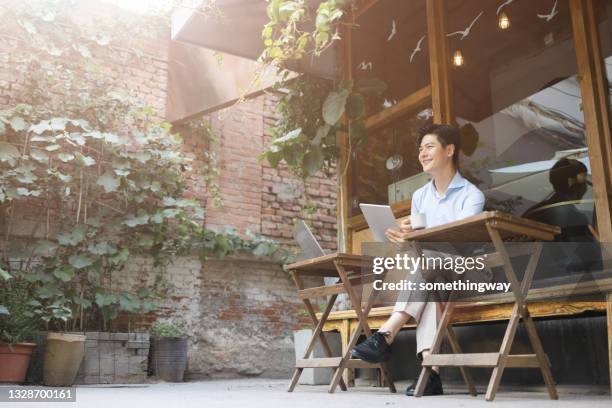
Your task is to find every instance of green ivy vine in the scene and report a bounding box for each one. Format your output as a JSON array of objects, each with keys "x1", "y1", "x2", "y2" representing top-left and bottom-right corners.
[{"x1": 258, "y1": 0, "x2": 387, "y2": 180}]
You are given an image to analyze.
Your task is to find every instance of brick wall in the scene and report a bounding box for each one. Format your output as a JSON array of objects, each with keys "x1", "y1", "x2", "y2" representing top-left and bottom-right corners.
[
  {"x1": 0, "y1": 0, "x2": 168, "y2": 120},
  {"x1": 191, "y1": 94, "x2": 339, "y2": 252},
  {"x1": 1, "y1": 0, "x2": 338, "y2": 380},
  {"x1": 260, "y1": 94, "x2": 338, "y2": 252}
]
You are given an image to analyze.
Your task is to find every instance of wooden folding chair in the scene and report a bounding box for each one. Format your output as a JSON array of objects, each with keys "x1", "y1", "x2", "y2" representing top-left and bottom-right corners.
[{"x1": 287, "y1": 253, "x2": 396, "y2": 394}]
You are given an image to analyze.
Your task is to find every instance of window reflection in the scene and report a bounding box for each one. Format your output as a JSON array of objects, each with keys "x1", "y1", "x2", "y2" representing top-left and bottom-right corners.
[{"x1": 450, "y1": 0, "x2": 597, "y2": 220}]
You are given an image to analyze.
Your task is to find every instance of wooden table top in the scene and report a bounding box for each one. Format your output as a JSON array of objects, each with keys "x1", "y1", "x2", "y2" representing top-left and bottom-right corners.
[
  {"x1": 287, "y1": 252, "x2": 373, "y2": 275},
  {"x1": 400, "y1": 211, "x2": 560, "y2": 242},
  {"x1": 287, "y1": 212, "x2": 560, "y2": 275}
]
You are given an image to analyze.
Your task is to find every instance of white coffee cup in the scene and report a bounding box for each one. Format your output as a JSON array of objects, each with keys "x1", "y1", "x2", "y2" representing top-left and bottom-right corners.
[{"x1": 411, "y1": 213, "x2": 427, "y2": 230}]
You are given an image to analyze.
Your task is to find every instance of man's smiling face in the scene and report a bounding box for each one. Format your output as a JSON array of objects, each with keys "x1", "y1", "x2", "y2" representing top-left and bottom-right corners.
[{"x1": 418, "y1": 134, "x2": 455, "y2": 174}]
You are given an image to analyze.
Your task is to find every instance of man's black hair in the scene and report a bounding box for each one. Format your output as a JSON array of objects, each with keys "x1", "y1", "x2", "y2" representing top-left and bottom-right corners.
[{"x1": 417, "y1": 124, "x2": 461, "y2": 165}]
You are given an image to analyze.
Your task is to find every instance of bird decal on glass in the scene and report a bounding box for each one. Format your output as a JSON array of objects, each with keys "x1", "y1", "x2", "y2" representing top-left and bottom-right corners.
[
  {"x1": 537, "y1": 0, "x2": 558, "y2": 22},
  {"x1": 357, "y1": 61, "x2": 373, "y2": 70},
  {"x1": 409, "y1": 35, "x2": 426, "y2": 63},
  {"x1": 496, "y1": 0, "x2": 514, "y2": 15},
  {"x1": 446, "y1": 11, "x2": 484, "y2": 40},
  {"x1": 387, "y1": 20, "x2": 397, "y2": 41}
]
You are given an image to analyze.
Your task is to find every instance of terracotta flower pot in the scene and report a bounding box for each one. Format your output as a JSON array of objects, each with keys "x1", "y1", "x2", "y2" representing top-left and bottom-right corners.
[
  {"x1": 0, "y1": 342, "x2": 37, "y2": 383},
  {"x1": 43, "y1": 333, "x2": 85, "y2": 386}
]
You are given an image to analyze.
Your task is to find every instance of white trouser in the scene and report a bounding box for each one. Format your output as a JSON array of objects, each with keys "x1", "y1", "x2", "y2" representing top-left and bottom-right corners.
[
  {"x1": 390, "y1": 247, "x2": 448, "y2": 354},
  {"x1": 393, "y1": 299, "x2": 440, "y2": 354}
]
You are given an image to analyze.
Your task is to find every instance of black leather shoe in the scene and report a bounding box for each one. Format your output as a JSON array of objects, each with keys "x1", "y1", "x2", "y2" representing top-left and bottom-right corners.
[
  {"x1": 350, "y1": 332, "x2": 391, "y2": 363},
  {"x1": 405, "y1": 371, "x2": 443, "y2": 396}
]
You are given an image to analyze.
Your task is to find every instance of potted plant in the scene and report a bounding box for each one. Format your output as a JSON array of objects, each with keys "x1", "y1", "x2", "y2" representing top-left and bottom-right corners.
[
  {"x1": 0, "y1": 274, "x2": 39, "y2": 383},
  {"x1": 150, "y1": 321, "x2": 188, "y2": 382}
]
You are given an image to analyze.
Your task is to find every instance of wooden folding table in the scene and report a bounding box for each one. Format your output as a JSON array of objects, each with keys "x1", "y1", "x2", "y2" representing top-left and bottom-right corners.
[
  {"x1": 286, "y1": 253, "x2": 396, "y2": 394},
  {"x1": 406, "y1": 211, "x2": 561, "y2": 401}
]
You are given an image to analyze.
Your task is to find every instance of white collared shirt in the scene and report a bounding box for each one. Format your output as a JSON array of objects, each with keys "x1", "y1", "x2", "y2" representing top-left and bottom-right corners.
[{"x1": 411, "y1": 171, "x2": 485, "y2": 228}]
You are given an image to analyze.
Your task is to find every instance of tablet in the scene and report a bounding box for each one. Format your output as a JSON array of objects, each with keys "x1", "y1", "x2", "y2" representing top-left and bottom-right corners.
[{"x1": 359, "y1": 204, "x2": 399, "y2": 242}]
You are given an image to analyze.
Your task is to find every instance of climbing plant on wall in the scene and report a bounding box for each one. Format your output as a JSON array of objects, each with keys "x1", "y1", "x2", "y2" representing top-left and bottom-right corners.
[{"x1": 0, "y1": 0, "x2": 284, "y2": 331}]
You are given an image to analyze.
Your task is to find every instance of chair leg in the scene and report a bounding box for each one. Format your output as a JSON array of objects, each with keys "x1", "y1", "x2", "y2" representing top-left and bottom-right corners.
[
  {"x1": 289, "y1": 274, "x2": 347, "y2": 392},
  {"x1": 485, "y1": 303, "x2": 521, "y2": 401},
  {"x1": 522, "y1": 314, "x2": 558, "y2": 399},
  {"x1": 446, "y1": 326, "x2": 477, "y2": 396}
]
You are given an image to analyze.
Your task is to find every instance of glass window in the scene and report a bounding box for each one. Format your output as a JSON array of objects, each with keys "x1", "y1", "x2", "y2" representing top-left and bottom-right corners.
[
  {"x1": 447, "y1": 0, "x2": 596, "y2": 222},
  {"x1": 349, "y1": 109, "x2": 433, "y2": 217},
  {"x1": 352, "y1": 0, "x2": 429, "y2": 117}
]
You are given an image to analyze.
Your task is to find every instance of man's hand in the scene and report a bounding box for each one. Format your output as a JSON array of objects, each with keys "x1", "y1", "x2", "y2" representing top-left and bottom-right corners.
[{"x1": 385, "y1": 216, "x2": 414, "y2": 242}]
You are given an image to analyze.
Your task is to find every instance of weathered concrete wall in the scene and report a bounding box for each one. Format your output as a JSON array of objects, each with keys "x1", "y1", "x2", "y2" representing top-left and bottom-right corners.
[{"x1": 113, "y1": 254, "x2": 317, "y2": 379}]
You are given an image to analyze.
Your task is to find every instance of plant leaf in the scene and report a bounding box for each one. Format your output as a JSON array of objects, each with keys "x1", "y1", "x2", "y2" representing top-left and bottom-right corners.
[
  {"x1": 45, "y1": 144, "x2": 60, "y2": 151},
  {"x1": 53, "y1": 266, "x2": 75, "y2": 282},
  {"x1": 303, "y1": 148, "x2": 324, "y2": 177},
  {"x1": 312, "y1": 125, "x2": 330, "y2": 146},
  {"x1": 68, "y1": 254, "x2": 94, "y2": 269},
  {"x1": 95, "y1": 292, "x2": 115, "y2": 307},
  {"x1": 123, "y1": 210, "x2": 149, "y2": 227},
  {"x1": 88, "y1": 241, "x2": 117, "y2": 255},
  {"x1": 34, "y1": 240, "x2": 59, "y2": 256},
  {"x1": 273, "y1": 128, "x2": 302, "y2": 145},
  {"x1": 76, "y1": 153, "x2": 96, "y2": 166},
  {"x1": 0, "y1": 143, "x2": 20, "y2": 165},
  {"x1": 10, "y1": 116, "x2": 27, "y2": 131},
  {"x1": 57, "y1": 225, "x2": 87, "y2": 246},
  {"x1": 119, "y1": 293, "x2": 140, "y2": 312},
  {"x1": 322, "y1": 89, "x2": 349, "y2": 125},
  {"x1": 58, "y1": 153, "x2": 75, "y2": 162},
  {"x1": 109, "y1": 248, "x2": 130, "y2": 265},
  {"x1": 0, "y1": 267, "x2": 12, "y2": 281},
  {"x1": 97, "y1": 171, "x2": 120, "y2": 193},
  {"x1": 346, "y1": 93, "x2": 365, "y2": 120},
  {"x1": 134, "y1": 151, "x2": 151, "y2": 163},
  {"x1": 73, "y1": 296, "x2": 92, "y2": 308},
  {"x1": 30, "y1": 149, "x2": 48, "y2": 163}
]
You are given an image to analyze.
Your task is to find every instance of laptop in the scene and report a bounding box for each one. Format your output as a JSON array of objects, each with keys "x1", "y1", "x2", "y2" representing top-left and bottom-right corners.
[{"x1": 293, "y1": 220, "x2": 326, "y2": 260}]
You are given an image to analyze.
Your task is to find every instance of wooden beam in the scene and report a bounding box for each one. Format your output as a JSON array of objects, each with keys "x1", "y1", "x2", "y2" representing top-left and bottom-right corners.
[
  {"x1": 345, "y1": 359, "x2": 381, "y2": 369},
  {"x1": 296, "y1": 357, "x2": 342, "y2": 368},
  {"x1": 298, "y1": 283, "x2": 345, "y2": 299},
  {"x1": 569, "y1": 0, "x2": 612, "y2": 243},
  {"x1": 422, "y1": 353, "x2": 548, "y2": 370},
  {"x1": 426, "y1": 0, "x2": 454, "y2": 124},
  {"x1": 353, "y1": 0, "x2": 380, "y2": 20},
  {"x1": 422, "y1": 353, "x2": 500, "y2": 368},
  {"x1": 337, "y1": 11, "x2": 353, "y2": 253},
  {"x1": 365, "y1": 85, "x2": 432, "y2": 131},
  {"x1": 319, "y1": 300, "x2": 608, "y2": 325}
]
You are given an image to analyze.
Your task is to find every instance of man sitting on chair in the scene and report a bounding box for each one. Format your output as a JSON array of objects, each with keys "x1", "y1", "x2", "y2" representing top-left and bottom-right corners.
[{"x1": 351, "y1": 124, "x2": 485, "y2": 396}]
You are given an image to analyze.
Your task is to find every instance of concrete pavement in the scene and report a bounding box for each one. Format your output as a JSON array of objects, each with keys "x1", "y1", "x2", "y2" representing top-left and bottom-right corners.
[{"x1": 4, "y1": 379, "x2": 611, "y2": 408}]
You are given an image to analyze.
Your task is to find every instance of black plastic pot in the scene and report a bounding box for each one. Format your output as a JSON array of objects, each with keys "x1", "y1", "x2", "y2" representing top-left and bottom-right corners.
[{"x1": 151, "y1": 337, "x2": 188, "y2": 382}]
